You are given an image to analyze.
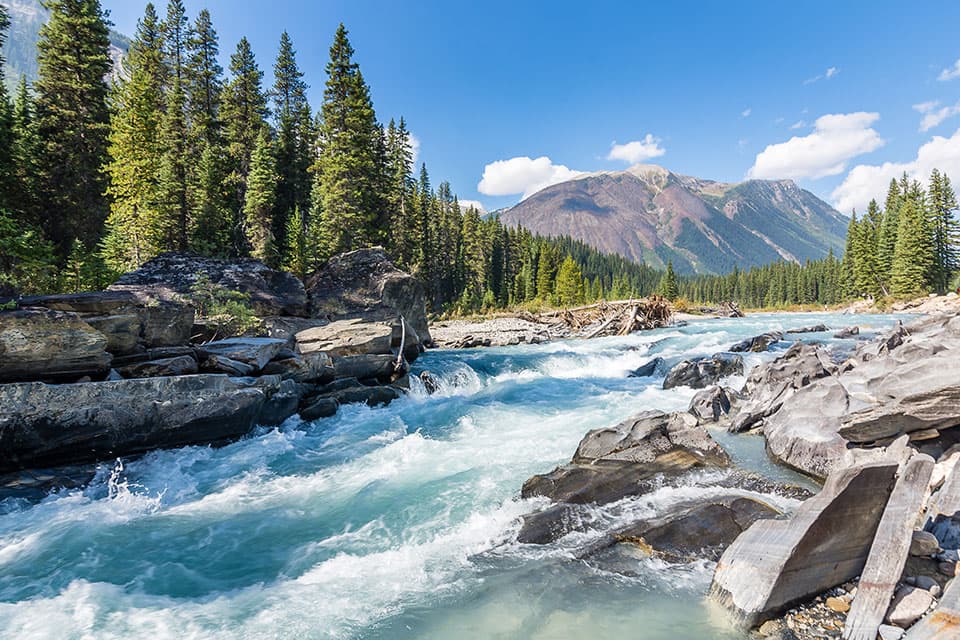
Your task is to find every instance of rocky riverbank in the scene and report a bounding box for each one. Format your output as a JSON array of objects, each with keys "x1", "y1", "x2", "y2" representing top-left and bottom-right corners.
[
  {"x1": 517, "y1": 313, "x2": 960, "y2": 639},
  {"x1": 0, "y1": 247, "x2": 431, "y2": 495}
]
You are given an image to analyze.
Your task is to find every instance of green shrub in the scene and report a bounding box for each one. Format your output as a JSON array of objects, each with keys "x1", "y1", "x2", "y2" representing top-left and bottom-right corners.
[{"x1": 188, "y1": 273, "x2": 262, "y2": 339}]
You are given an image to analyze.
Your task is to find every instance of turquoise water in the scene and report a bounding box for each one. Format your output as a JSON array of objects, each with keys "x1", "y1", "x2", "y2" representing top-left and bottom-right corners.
[{"x1": 0, "y1": 312, "x2": 905, "y2": 639}]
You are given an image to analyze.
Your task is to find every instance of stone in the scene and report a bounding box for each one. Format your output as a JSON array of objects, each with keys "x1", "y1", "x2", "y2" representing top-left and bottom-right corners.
[
  {"x1": 119, "y1": 355, "x2": 199, "y2": 378},
  {"x1": 938, "y1": 562, "x2": 957, "y2": 577},
  {"x1": 839, "y1": 385, "x2": 960, "y2": 444},
  {"x1": 878, "y1": 625, "x2": 905, "y2": 640},
  {"x1": 257, "y1": 379, "x2": 310, "y2": 426},
  {"x1": 0, "y1": 309, "x2": 111, "y2": 382},
  {"x1": 628, "y1": 357, "x2": 664, "y2": 378},
  {"x1": 522, "y1": 411, "x2": 730, "y2": 506},
  {"x1": 419, "y1": 371, "x2": 441, "y2": 394},
  {"x1": 729, "y1": 331, "x2": 784, "y2": 353},
  {"x1": 110, "y1": 252, "x2": 308, "y2": 317},
  {"x1": 886, "y1": 586, "x2": 934, "y2": 628},
  {"x1": 709, "y1": 461, "x2": 898, "y2": 628},
  {"x1": 925, "y1": 460, "x2": 960, "y2": 550},
  {"x1": 299, "y1": 397, "x2": 340, "y2": 421},
  {"x1": 688, "y1": 385, "x2": 734, "y2": 422},
  {"x1": 260, "y1": 351, "x2": 335, "y2": 384},
  {"x1": 296, "y1": 318, "x2": 392, "y2": 357},
  {"x1": 196, "y1": 337, "x2": 286, "y2": 371},
  {"x1": 834, "y1": 326, "x2": 861, "y2": 339},
  {"x1": 912, "y1": 531, "x2": 942, "y2": 557},
  {"x1": 662, "y1": 354, "x2": 744, "y2": 390},
  {"x1": 306, "y1": 247, "x2": 431, "y2": 344},
  {"x1": 0, "y1": 375, "x2": 279, "y2": 472},
  {"x1": 827, "y1": 597, "x2": 851, "y2": 613},
  {"x1": 83, "y1": 314, "x2": 141, "y2": 355},
  {"x1": 139, "y1": 300, "x2": 195, "y2": 347},
  {"x1": 332, "y1": 354, "x2": 406, "y2": 383},
  {"x1": 902, "y1": 575, "x2": 959, "y2": 639},
  {"x1": 914, "y1": 577, "x2": 940, "y2": 594},
  {"x1": 199, "y1": 354, "x2": 256, "y2": 377},
  {"x1": 844, "y1": 454, "x2": 935, "y2": 640},
  {"x1": 786, "y1": 324, "x2": 830, "y2": 334},
  {"x1": 304, "y1": 384, "x2": 400, "y2": 414}
]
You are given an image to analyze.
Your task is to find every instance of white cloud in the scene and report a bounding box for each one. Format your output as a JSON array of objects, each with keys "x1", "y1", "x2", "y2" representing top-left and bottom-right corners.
[
  {"x1": 606, "y1": 134, "x2": 666, "y2": 164},
  {"x1": 747, "y1": 112, "x2": 884, "y2": 180},
  {"x1": 478, "y1": 156, "x2": 586, "y2": 199},
  {"x1": 832, "y1": 128, "x2": 960, "y2": 213},
  {"x1": 790, "y1": 120, "x2": 806, "y2": 130},
  {"x1": 741, "y1": 108, "x2": 752, "y2": 118},
  {"x1": 938, "y1": 59, "x2": 960, "y2": 81},
  {"x1": 804, "y1": 66, "x2": 840, "y2": 84},
  {"x1": 408, "y1": 133, "x2": 421, "y2": 164},
  {"x1": 914, "y1": 100, "x2": 960, "y2": 132},
  {"x1": 458, "y1": 199, "x2": 487, "y2": 213}
]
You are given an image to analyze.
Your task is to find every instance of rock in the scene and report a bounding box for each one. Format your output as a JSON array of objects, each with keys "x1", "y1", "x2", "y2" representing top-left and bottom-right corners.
[
  {"x1": 110, "y1": 252, "x2": 308, "y2": 317},
  {"x1": 299, "y1": 396, "x2": 340, "y2": 421},
  {"x1": 303, "y1": 384, "x2": 400, "y2": 414},
  {"x1": 522, "y1": 411, "x2": 730, "y2": 507},
  {"x1": 608, "y1": 495, "x2": 781, "y2": 561},
  {"x1": 786, "y1": 324, "x2": 830, "y2": 334},
  {"x1": 844, "y1": 454, "x2": 935, "y2": 640},
  {"x1": 730, "y1": 342, "x2": 834, "y2": 433},
  {"x1": 914, "y1": 577, "x2": 941, "y2": 594},
  {"x1": 826, "y1": 597, "x2": 851, "y2": 613},
  {"x1": 295, "y1": 317, "x2": 420, "y2": 362},
  {"x1": 139, "y1": 301, "x2": 195, "y2": 347},
  {"x1": 925, "y1": 456, "x2": 960, "y2": 550},
  {"x1": 886, "y1": 586, "x2": 935, "y2": 628},
  {"x1": 0, "y1": 309, "x2": 111, "y2": 382},
  {"x1": 709, "y1": 461, "x2": 898, "y2": 628},
  {"x1": 938, "y1": 562, "x2": 958, "y2": 576},
  {"x1": 257, "y1": 379, "x2": 310, "y2": 426},
  {"x1": 332, "y1": 354, "x2": 405, "y2": 383},
  {"x1": 0, "y1": 375, "x2": 278, "y2": 472},
  {"x1": 628, "y1": 357, "x2": 664, "y2": 378},
  {"x1": 419, "y1": 371, "x2": 441, "y2": 394},
  {"x1": 199, "y1": 354, "x2": 256, "y2": 377},
  {"x1": 839, "y1": 384, "x2": 960, "y2": 444},
  {"x1": 118, "y1": 355, "x2": 199, "y2": 378},
  {"x1": 662, "y1": 354, "x2": 744, "y2": 390},
  {"x1": 111, "y1": 346, "x2": 196, "y2": 367},
  {"x1": 306, "y1": 247, "x2": 431, "y2": 344},
  {"x1": 878, "y1": 624, "x2": 905, "y2": 640},
  {"x1": 912, "y1": 531, "x2": 942, "y2": 557},
  {"x1": 258, "y1": 316, "x2": 329, "y2": 342},
  {"x1": 729, "y1": 331, "x2": 784, "y2": 353},
  {"x1": 196, "y1": 337, "x2": 286, "y2": 371},
  {"x1": 902, "y1": 574, "x2": 959, "y2": 639},
  {"x1": 83, "y1": 314, "x2": 141, "y2": 355},
  {"x1": 688, "y1": 385, "x2": 735, "y2": 423},
  {"x1": 260, "y1": 352, "x2": 335, "y2": 384},
  {"x1": 834, "y1": 326, "x2": 861, "y2": 339}
]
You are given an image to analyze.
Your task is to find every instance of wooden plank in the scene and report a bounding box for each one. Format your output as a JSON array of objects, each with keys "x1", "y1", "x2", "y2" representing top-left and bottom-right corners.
[
  {"x1": 843, "y1": 454, "x2": 935, "y2": 640},
  {"x1": 904, "y1": 575, "x2": 960, "y2": 639}
]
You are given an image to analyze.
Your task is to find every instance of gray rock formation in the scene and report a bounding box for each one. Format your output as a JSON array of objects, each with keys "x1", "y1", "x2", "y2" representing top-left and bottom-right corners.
[
  {"x1": 729, "y1": 331, "x2": 783, "y2": 353},
  {"x1": 709, "y1": 461, "x2": 898, "y2": 628},
  {"x1": 196, "y1": 337, "x2": 287, "y2": 371},
  {"x1": 0, "y1": 309, "x2": 111, "y2": 382},
  {"x1": 662, "y1": 354, "x2": 743, "y2": 389},
  {"x1": 688, "y1": 386, "x2": 737, "y2": 423},
  {"x1": 903, "y1": 574, "x2": 959, "y2": 639}
]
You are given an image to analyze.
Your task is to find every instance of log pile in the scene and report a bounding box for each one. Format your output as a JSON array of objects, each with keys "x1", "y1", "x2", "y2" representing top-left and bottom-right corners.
[{"x1": 529, "y1": 297, "x2": 673, "y2": 339}]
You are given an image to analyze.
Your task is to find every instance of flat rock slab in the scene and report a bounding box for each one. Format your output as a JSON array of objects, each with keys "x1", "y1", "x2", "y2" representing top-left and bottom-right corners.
[
  {"x1": 197, "y1": 337, "x2": 286, "y2": 371},
  {"x1": 709, "y1": 461, "x2": 899, "y2": 628},
  {"x1": 840, "y1": 384, "x2": 960, "y2": 444},
  {"x1": 844, "y1": 454, "x2": 935, "y2": 640},
  {"x1": 0, "y1": 375, "x2": 279, "y2": 472},
  {"x1": 0, "y1": 309, "x2": 111, "y2": 382},
  {"x1": 119, "y1": 355, "x2": 199, "y2": 378},
  {"x1": 904, "y1": 575, "x2": 960, "y2": 639},
  {"x1": 296, "y1": 318, "x2": 394, "y2": 357}
]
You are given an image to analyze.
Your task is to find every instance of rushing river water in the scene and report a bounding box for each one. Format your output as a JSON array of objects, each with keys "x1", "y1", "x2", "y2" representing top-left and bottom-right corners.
[{"x1": 0, "y1": 312, "x2": 907, "y2": 639}]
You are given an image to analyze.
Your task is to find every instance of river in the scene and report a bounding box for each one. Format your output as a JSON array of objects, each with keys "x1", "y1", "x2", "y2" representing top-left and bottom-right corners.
[{"x1": 0, "y1": 312, "x2": 906, "y2": 639}]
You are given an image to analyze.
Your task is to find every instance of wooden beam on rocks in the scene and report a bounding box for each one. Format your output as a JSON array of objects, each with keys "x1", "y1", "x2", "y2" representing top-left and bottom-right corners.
[
  {"x1": 709, "y1": 461, "x2": 899, "y2": 628},
  {"x1": 843, "y1": 454, "x2": 936, "y2": 640}
]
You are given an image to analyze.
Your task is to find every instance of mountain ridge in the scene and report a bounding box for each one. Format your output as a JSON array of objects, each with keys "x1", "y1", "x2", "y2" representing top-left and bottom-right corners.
[{"x1": 499, "y1": 164, "x2": 848, "y2": 275}]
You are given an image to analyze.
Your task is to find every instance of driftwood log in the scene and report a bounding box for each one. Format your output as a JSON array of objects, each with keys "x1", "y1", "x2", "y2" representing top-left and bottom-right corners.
[{"x1": 535, "y1": 297, "x2": 673, "y2": 339}]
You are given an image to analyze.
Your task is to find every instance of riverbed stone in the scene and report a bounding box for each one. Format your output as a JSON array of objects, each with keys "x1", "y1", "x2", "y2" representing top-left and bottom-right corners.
[
  {"x1": 729, "y1": 331, "x2": 784, "y2": 353},
  {"x1": 886, "y1": 586, "x2": 935, "y2": 628},
  {"x1": 662, "y1": 354, "x2": 744, "y2": 390},
  {"x1": 0, "y1": 309, "x2": 112, "y2": 382},
  {"x1": 119, "y1": 355, "x2": 199, "y2": 378},
  {"x1": 196, "y1": 337, "x2": 286, "y2": 371},
  {"x1": 199, "y1": 354, "x2": 256, "y2": 377}
]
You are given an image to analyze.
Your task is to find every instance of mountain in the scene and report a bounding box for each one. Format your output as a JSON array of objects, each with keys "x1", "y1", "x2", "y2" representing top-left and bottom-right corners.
[
  {"x1": 1, "y1": 0, "x2": 129, "y2": 92},
  {"x1": 499, "y1": 164, "x2": 849, "y2": 275}
]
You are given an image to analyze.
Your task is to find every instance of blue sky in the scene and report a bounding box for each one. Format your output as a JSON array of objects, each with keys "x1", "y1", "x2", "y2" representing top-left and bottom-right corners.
[{"x1": 104, "y1": 0, "x2": 960, "y2": 214}]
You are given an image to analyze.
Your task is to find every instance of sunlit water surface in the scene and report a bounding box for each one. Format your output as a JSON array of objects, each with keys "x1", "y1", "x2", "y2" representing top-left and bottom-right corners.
[{"x1": 0, "y1": 312, "x2": 907, "y2": 639}]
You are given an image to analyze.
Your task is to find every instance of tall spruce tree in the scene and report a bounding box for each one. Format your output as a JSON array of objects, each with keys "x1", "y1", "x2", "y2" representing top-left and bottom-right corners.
[
  {"x1": 928, "y1": 168, "x2": 959, "y2": 292},
  {"x1": 244, "y1": 126, "x2": 277, "y2": 262},
  {"x1": 0, "y1": 4, "x2": 14, "y2": 214},
  {"x1": 34, "y1": 0, "x2": 112, "y2": 257},
  {"x1": 658, "y1": 260, "x2": 679, "y2": 300},
  {"x1": 877, "y1": 178, "x2": 902, "y2": 284},
  {"x1": 102, "y1": 3, "x2": 166, "y2": 272},
  {"x1": 385, "y1": 117, "x2": 415, "y2": 266},
  {"x1": 10, "y1": 77, "x2": 40, "y2": 225},
  {"x1": 314, "y1": 24, "x2": 380, "y2": 257},
  {"x1": 221, "y1": 37, "x2": 268, "y2": 255},
  {"x1": 555, "y1": 255, "x2": 585, "y2": 306},
  {"x1": 891, "y1": 198, "x2": 934, "y2": 295}
]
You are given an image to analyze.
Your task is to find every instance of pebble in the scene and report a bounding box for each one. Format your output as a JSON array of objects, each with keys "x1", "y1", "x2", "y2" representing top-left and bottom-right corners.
[
  {"x1": 886, "y1": 585, "x2": 935, "y2": 628},
  {"x1": 825, "y1": 596, "x2": 850, "y2": 613},
  {"x1": 910, "y1": 530, "x2": 940, "y2": 556},
  {"x1": 878, "y1": 624, "x2": 905, "y2": 640}
]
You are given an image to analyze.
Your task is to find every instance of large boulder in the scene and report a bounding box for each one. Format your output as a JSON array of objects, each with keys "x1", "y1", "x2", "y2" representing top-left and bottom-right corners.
[
  {"x1": 0, "y1": 309, "x2": 112, "y2": 382},
  {"x1": 296, "y1": 317, "x2": 421, "y2": 362},
  {"x1": 0, "y1": 374, "x2": 289, "y2": 471},
  {"x1": 662, "y1": 354, "x2": 744, "y2": 390},
  {"x1": 196, "y1": 337, "x2": 286, "y2": 371},
  {"x1": 306, "y1": 247, "x2": 431, "y2": 344},
  {"x1": 709, "y1": 461, "x2": 899, "y2": 628},
  {"x1": 729, "y1": 331, "x2": 784, "y2": 353},
  {"x1": 109, "y1": 252, "x2": 308, "y2": 317}
]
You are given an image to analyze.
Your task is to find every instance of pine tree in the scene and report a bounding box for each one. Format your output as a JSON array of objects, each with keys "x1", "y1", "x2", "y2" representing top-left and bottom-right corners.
[
  {"x1": 891, "y1": 198, "x2": 934, "y2": 295},
  {"x1": 877, "y1": 178, "x2": 902, "y2": 284},
  {"x1": 459, "y1": 204, "x2": 485, "y2": 308},
  {"x1": 271, "y1": 32, "x2": 312, "y2": 261},
  {"x1": 841, "y1": 212, "x2": 858, "y2": 297},
  {"x1": 244, "y1": 127, "x2": 277, "y2": 262},
  {"x1": 314, "y1": 24, "x2": 380, "y2": 257},
  {"x1": 853, "y1": 200, "x2": 883, "y2": 297},
  {"x1": 555, "y1": 255, "x2": 585, "y2": 306},
  {"x1": 221, "y1": 37, "x2": 268, "y2": 255},
  {"x1": 102, "y1": 3, "x2": 166, "y2": 272},
  {"x1": 0, "y1": 4, "x2": 14, "y2": 214},
  {"x1": 928, "y1": 169, "x2": 959, "y2": 292},
  {"x1": 657, "y1": 260, "x2": 679, "y2": 300},
  {"x1": 34, "y1": 0, "x2": 113, "y2": 257},
  {"x1": 185, "y1": 9, "x2": 221, "y2": 140},
  {"x1": 10, "y1": 77, "x2": 41, "y2": 225},
  {"x1": 536, "y1": 244, "x2": 559, "y2": 301},
  {"x1": 385, "y1": 117, "x2": 415, "y2": 266}
]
